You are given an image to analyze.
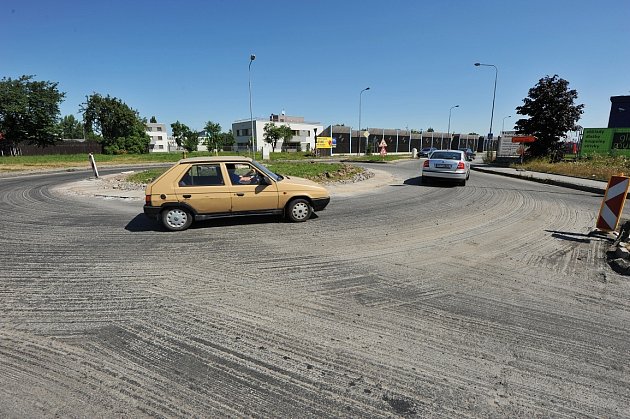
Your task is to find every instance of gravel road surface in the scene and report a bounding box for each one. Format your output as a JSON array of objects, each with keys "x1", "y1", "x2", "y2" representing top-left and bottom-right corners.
[{"x1": 1, "y1": 161, "x2": 629, "y2": 417}]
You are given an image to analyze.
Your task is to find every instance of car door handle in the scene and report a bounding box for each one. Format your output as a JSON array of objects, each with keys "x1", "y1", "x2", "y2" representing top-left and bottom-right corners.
[
  {"x1": 235, "y1": 192, "x2": 245, "y2": 196},
  {"x1": 183, "y1": 194, "x2": 191, "y2": 198}
]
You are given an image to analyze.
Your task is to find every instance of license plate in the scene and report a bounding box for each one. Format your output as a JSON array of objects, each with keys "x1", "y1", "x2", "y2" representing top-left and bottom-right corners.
[{"x1": 435, "y1": 164, "x2": 450, "y2": 168}]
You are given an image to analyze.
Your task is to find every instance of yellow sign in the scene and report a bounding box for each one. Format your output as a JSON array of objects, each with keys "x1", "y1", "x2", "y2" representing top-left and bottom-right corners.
[{"x1": 316, "y1": 136, "x2": 333, "y2": 149}]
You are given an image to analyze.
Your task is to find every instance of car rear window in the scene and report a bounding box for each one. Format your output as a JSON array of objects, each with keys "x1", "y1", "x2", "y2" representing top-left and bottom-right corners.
[
  {"x1": 431, "y1": 151, "x2": 462, "y2": 160},
  {"x1": 179, "y1": 164, "x2": 225, "y2": 186}
]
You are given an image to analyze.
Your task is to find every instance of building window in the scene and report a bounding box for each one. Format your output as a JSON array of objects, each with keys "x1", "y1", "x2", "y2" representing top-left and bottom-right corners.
[
  {"x1": 147, "y1": 127, "x2": 152, "y2": 132},
  {"x1": 158, "y1": 145, "x2": 164, "y2": 149},
  {"x1": 157, "y1": 126, "x2": 162, "y2": 132}
]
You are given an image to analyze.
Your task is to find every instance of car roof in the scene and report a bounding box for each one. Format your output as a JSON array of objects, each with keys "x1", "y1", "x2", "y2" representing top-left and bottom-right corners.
[{"x1": 179, "y1": 156, "x2": 253, "y2": 164}]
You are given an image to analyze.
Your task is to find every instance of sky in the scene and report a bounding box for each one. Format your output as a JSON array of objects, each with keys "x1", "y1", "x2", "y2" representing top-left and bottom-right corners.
[{"x1": 3, "y1": 0, "x2": 629, "y2": 137}]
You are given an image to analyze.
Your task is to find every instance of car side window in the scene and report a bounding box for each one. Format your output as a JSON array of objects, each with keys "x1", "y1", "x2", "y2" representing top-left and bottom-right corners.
[
  {"x1": 227, "y1": 163, "x2": 261, "y2": 185},
  {"x1": 179, "y1": 164, "x2": 224, "y2": 186}
]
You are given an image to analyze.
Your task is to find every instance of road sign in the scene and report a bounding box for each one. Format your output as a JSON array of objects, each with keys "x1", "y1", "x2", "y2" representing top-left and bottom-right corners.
[
  {"x1": 596, "y1": 175, "x2": 630, "y2": 231},
  {"x1": 379, "y1": 139, "x2": 387, "y2": 148},
  {"x1": 363, "y1": 131, "x2": 370, "y2": 138},
  {"x1": 380, "y1": 147, "x2": 387, "y2": 156}
]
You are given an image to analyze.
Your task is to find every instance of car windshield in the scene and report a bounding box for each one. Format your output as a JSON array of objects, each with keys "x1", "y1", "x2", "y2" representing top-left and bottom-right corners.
[
  {"x1": 251, "y1": 160, "x2": 283, "y2": 181},
  {"x1": 431, "y1": 151, "x2": 462, "y2": 160}
]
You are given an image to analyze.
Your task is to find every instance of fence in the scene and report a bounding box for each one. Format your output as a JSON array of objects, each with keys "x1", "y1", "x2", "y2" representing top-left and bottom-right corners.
[{"x1": 0, "y1": 141, "x2": 102, "y2": 156}]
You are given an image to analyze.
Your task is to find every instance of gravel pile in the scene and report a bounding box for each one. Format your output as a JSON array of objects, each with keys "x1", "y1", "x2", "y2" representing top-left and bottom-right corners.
[{"x1": 99, "y1": 173, "x2": 146, "y2": 191}]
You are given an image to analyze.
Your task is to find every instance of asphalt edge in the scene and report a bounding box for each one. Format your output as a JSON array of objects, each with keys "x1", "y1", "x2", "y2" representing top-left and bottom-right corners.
[{"x1": 471, "y1": 165, "x2": 606, "y2": 195}]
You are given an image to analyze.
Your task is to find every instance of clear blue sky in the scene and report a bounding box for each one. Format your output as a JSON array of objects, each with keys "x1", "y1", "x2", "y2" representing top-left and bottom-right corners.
[{"x1": 3, "y1": 0, "x2": 629, "y2": 137}]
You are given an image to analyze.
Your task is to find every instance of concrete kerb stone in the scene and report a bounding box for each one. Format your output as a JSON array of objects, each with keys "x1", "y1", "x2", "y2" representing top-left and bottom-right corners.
[{"x1": 470, "y1": 165, "x2": 606, "y2": 195}]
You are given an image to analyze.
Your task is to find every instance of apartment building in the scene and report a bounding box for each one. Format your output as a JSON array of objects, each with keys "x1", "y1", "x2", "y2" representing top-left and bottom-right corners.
[{"x1": 232, "y1": 113, "x2": 323, "y2": 152}]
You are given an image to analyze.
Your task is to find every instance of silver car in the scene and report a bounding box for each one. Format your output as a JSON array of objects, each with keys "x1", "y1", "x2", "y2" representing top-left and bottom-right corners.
[{"x1": 421, "y1": 149, "x2": 471, "y2": 186}]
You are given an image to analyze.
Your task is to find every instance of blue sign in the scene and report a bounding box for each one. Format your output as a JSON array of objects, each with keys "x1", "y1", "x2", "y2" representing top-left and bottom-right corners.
[{"x1": 332, "y1": 137, "x2": 337, "y2": 147}]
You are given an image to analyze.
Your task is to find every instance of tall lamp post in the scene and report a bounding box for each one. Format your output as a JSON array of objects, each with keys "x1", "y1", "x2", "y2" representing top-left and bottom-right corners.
[
  {"x1": 474, "y1": 62, "x2": 498, "y2": 155},
  {"x1": 358, "y1": 87, "x2": 370, "y2": 155},
  {"x1": 248, "y1": 54, "x2": 256, "y2": 156},
  {"x1": 502, "y1": 115, "x2": 512, "y2": 134},
  {"x1": 448, "y1": 105, "x2": 459, "y2": 148}
]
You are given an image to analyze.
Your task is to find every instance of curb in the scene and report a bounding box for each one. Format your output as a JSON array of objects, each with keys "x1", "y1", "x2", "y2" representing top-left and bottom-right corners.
[{"x1": 471, "y1": 166, "x2": 606, "y2": 195}]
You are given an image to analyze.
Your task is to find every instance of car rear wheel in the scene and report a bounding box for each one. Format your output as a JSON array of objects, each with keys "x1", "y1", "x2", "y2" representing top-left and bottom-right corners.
[
  {"x1": 162, "y1": 207, "x2": 193, "y2": 231},
  {"x1": 286, "y1": 199, "x2": 312, "y2": 222}
]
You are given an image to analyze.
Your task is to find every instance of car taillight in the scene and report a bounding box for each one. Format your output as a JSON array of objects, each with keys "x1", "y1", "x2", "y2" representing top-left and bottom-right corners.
[
  {"x1": 145, "y1": 195, "x2": 152, "y2": 205},
  {"x1": 423, "y1": 160, "x2": 429, "y2": 167},
  {"x1": 457, "y1": 162, "x2": 465, "y2": 169}
]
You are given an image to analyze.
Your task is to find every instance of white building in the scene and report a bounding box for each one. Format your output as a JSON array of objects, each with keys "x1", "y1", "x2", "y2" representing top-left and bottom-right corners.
[
  {"x1": 232, "y1": 113, "x2": 323, "y2": 152},
  {"x1": 147, "y1": 122, "x2": 178, "y2": 153}
]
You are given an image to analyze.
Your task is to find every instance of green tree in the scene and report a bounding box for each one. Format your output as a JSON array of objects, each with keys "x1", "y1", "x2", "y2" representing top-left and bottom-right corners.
[
  {"x1": 182, "y1": 128, "x2": 199, "y2": 152},
  {"x1": 150, "y1": 116, "x2": 157, "y2": 123},
  {"x1": 427, "y1": 127, "x2": 434, "y2": 132},
  {"x1": 262, "y1": 124, "x2": 293, "y2": 151},
  {"x1": 82, "y1": 93, "x2": 149, "y2": 154},
  {"x1": 263, "y1": 122, "x2": 282, "y2": 151},
  {"x1": 203, "y1": 120, "x2": 222, "y2": 151},
  {"x1": 278, "y1": 125, "x2": 294, "y2": 150},
  {"x1": 171, "y1": 120, "x2": 187, "y2": 148},
  {"x1": 0, "y1": 75, "x2": 65, "y2": 149},
  {"x1": 515, "y1": 75, "x2": 584, "y2": 157},
  {"x1": 220, "y1": 130, "x2": 235, "y2": 149},
  {"x1": 170, "y1": 121, "x2": 199, "y2": 152},
  {"x1": 58, "y1": 115, "x2": 84, "y2": 139}
]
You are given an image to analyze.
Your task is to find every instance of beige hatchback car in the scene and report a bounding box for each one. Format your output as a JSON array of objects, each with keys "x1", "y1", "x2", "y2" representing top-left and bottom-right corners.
[{"x1": 144, "y1": 156, "x2": 330, "y2": 231}]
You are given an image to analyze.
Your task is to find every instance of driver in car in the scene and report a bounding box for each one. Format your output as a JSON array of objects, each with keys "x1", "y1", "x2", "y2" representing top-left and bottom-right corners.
[{"x1": 227, "y1": 164, "x2": 258, "y2": 185}]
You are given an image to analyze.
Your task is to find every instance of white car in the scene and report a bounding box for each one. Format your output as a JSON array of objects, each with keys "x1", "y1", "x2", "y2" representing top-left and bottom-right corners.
[{"x1": 421, "y1": 149, "x2": 471, "y2": 186}]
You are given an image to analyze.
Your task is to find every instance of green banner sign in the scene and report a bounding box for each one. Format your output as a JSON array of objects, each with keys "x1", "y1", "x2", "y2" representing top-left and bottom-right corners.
[{"x1": 581, "y1": 128, "x2": 630, "y2": 156}]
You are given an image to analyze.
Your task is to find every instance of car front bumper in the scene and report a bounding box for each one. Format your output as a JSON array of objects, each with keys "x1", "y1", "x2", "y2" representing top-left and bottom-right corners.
[{"x1": 312, "y1": 197, "x2": 330, "y2": 211}]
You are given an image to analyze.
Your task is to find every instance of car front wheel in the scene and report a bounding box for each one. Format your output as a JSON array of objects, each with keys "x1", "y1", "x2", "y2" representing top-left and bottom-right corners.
[
  {"x1": 162, "y1": 207, "x2": 193, "y2": 231},
  {"x1": 286, "y1": 199, "x2": 312, "y2": 222}
]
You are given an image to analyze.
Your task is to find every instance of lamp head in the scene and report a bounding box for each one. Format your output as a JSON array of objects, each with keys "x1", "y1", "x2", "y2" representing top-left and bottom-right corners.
[
  {"x1": 474, "y1": 62, "x2": 480, "y2": 66},
  {"x1": 250, "y1": 54, "x2": 256, "y2": 61},
  {"x1": 455, "y1": 105, "x2": 459, "y2": 108}
]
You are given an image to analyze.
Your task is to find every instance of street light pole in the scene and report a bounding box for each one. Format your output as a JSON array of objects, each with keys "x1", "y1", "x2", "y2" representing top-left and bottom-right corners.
[
  {"x1": 358, "y1": 87, "x2": 370, "y2": 155},
  {"x1": 474, "y1": 62, "x2": 498, "y2": 154},
  {"x1": 448, "y1": 105, "x2": 459, "y2": 148},
  {"x1": 248, "y1": 54, "x2": 256, "y2": 157}
]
